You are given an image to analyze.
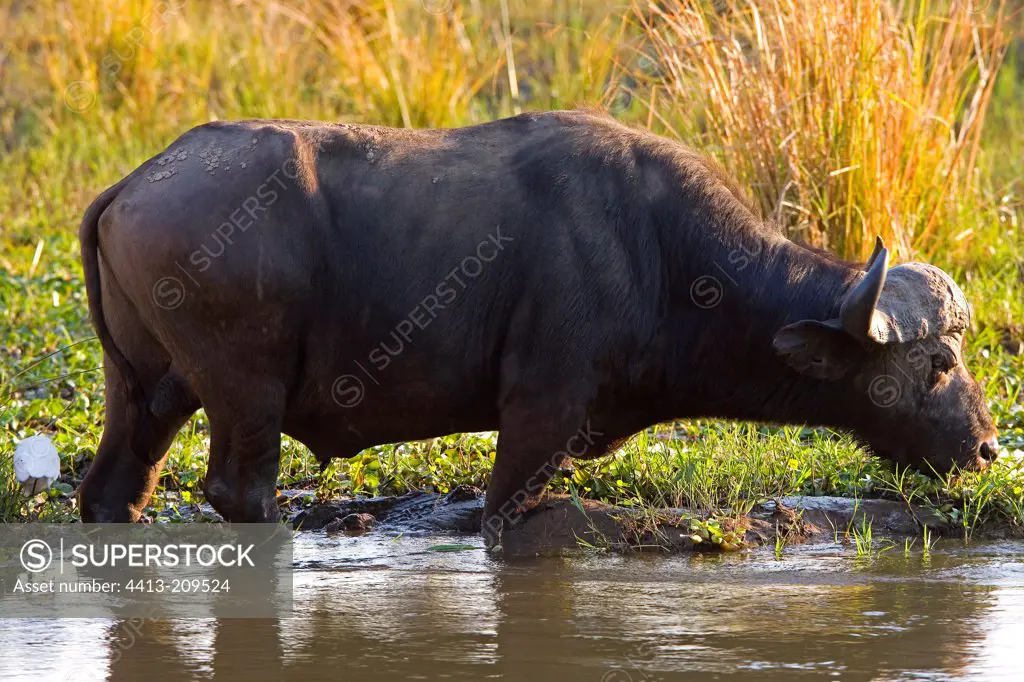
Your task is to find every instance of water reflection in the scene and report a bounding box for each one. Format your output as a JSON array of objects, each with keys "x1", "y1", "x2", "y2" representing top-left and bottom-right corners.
[{"x1": 1, "y1": 536, "x2": 1022, "y2": 681}]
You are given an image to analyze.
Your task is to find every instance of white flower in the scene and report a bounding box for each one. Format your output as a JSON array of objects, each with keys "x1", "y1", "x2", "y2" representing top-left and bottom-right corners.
[{"x1": 13, "y1": 434, "x2": 61, "y2": 497}]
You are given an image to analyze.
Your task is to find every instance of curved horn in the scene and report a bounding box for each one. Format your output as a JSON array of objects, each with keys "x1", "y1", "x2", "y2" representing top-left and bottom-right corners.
[
  {"x1": 864, "y1": 236, "x2": 885, "y2": 271},
  {"x1": 839, "y1": 240, "x2": 889, "y2": 341}
]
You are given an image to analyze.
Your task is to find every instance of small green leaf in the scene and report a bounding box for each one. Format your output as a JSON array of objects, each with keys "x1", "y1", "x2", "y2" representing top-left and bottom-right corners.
[{"x1": 50, "y1": 482, "x2": 74, "y2": 496}]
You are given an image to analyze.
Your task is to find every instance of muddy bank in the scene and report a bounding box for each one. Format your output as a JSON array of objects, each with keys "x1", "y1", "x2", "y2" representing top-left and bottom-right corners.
[{"x1": 289, "y1": 487, "x2": 1021, "y2": 555}]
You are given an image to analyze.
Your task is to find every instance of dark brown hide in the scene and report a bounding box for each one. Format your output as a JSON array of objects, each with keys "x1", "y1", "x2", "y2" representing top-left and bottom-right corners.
[{"x1": 76, "y1": 111, "x2": 997, "y2": 542}]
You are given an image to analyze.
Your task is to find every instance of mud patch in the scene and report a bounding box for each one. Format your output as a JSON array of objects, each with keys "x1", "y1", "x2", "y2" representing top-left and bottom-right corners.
[{"x1": 288, "y1": 487, "x2": 1018, "y2": 556}]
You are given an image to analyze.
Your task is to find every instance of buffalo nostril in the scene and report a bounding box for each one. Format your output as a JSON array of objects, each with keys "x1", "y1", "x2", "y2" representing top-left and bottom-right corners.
[{"x1": 979, "y1": 437, "x2": 1000, "y2": 463}]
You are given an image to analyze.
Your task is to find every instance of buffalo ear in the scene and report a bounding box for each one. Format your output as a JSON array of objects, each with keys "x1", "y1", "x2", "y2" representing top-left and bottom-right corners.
[{"x1": 772, "y1": 320, "x2": 858, "y2": 380}]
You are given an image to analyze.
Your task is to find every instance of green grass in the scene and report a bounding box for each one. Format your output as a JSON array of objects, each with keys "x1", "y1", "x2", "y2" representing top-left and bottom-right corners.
[{"x1": 1, "y1": 1, "x2": 1023, "y2": 534}]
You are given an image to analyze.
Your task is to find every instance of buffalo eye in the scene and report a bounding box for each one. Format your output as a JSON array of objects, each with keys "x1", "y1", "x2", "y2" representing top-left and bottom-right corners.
[{"x1": 930, "y1": 350, "x2": 955, "y2": 377}]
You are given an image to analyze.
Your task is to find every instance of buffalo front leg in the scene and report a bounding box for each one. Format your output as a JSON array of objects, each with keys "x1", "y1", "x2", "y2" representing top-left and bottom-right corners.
[
  {"x1": 482, "y1": 403, "x2": 608, "y2": 547},
  {"x1": 202, "y1": 385, "x2": 285, "y2": 523}
]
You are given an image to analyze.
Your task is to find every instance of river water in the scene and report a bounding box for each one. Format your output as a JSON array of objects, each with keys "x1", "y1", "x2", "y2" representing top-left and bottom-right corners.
[{"x1": 1, "y1": 533, "x2": 1022, "y2": 681}]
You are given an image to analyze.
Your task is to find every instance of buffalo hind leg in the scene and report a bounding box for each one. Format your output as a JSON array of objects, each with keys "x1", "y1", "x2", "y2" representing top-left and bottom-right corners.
[
  {"x1": 202, "y1": 383, "x2": 285, "y2": 523},
  {"x1": 482, "y1": 402, "x2": 609, "y2": 547},
  {"x1": 79, "y1": 363, "x2": 194, "y2": 522}
]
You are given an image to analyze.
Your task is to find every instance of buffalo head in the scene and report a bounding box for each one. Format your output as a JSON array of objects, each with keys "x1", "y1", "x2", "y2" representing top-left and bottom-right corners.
[{"x1": 773, "y1": 238, "x2": 999, "y2": 474}]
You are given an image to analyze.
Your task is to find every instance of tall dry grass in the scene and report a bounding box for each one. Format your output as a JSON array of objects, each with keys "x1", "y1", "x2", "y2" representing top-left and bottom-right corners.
[
  {"x1": 0, "y1": 0, "x2": 1016, "y2": 261},
  {"x1": 635, "y1": 0, "x2": 1013, "y2": 259},
  {"x1": 0, "y1": 0, "x2": 626, "y2": 140},
  {"x1": 0, "y1": 0, "x2": 630, "y2": 250}
]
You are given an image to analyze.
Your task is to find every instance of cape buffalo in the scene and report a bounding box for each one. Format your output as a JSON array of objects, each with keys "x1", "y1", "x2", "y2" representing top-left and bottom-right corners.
[{"x1": 77, "y1": 110, "x2": 998, "y2": 542}]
